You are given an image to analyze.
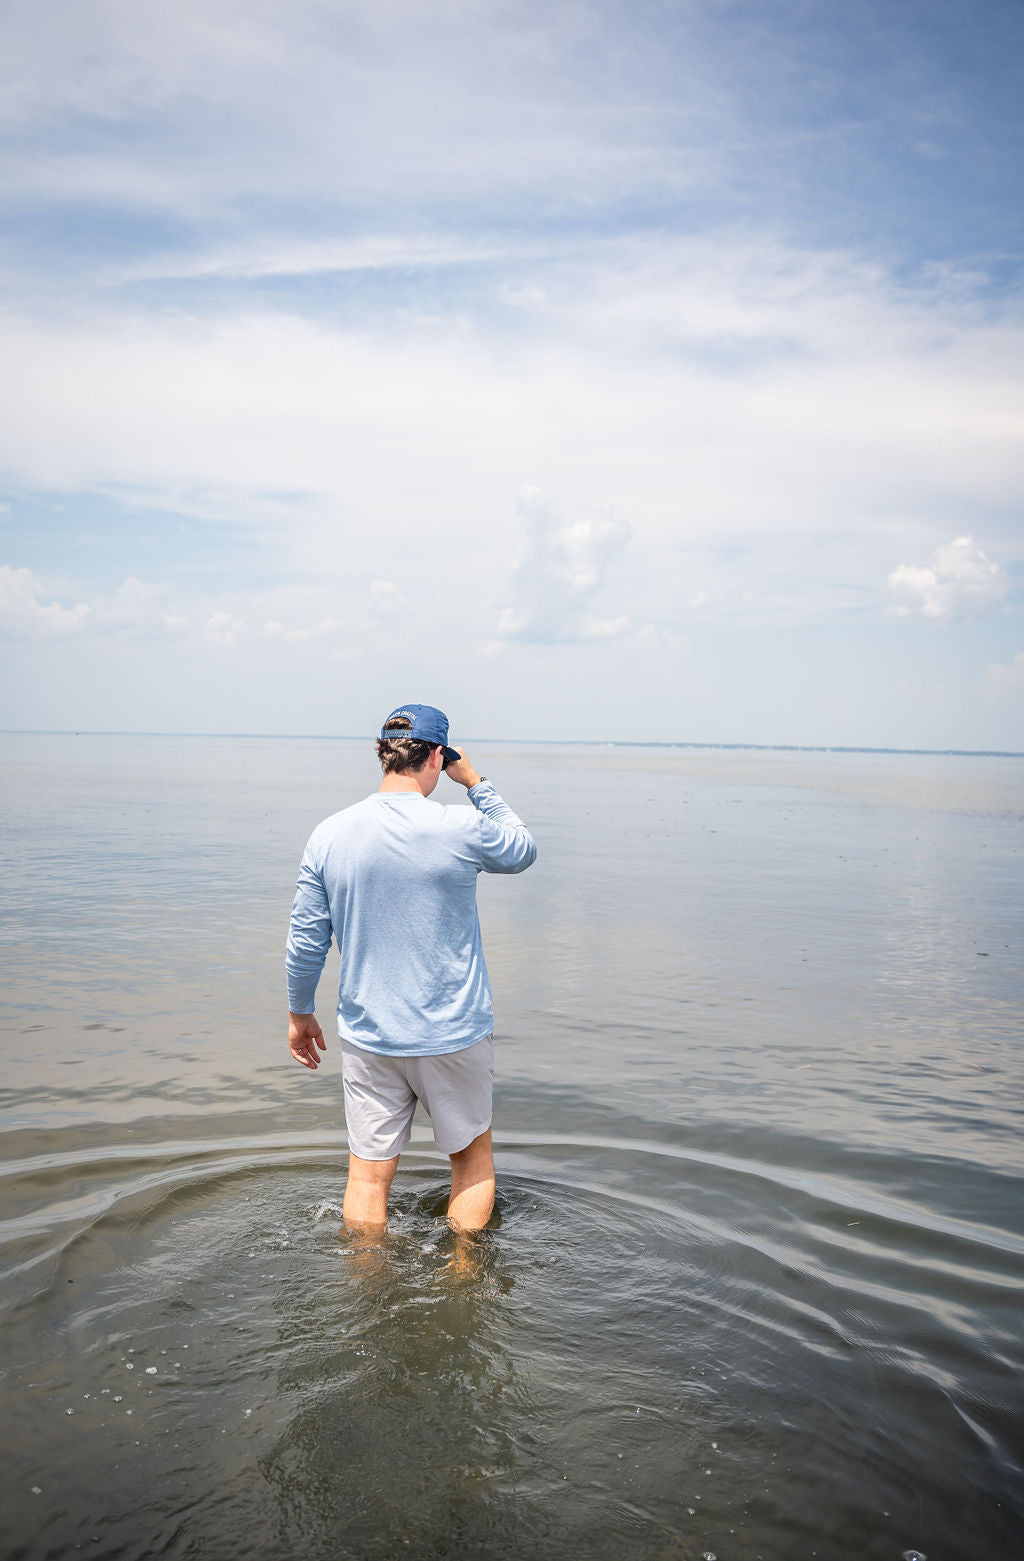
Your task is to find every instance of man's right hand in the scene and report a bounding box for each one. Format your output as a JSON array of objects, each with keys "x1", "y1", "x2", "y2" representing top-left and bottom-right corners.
[
  {"x1": 289, "y1": 1012, "x2": 327, "y2": 1069},
  {"x1": 445, "y1": 747, "x2": 482, "y2": 789}
]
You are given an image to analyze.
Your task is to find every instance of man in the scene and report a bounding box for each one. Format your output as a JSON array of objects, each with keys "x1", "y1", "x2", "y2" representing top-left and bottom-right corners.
[{"x1": 286, "y1": 703, "x2": 536, "y2": 1234}]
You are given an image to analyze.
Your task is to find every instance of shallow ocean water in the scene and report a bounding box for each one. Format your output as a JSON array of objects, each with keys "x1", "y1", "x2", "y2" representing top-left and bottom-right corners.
[{"x1": 1, "y1": 733, "x2": 1022, "y2": 1560}]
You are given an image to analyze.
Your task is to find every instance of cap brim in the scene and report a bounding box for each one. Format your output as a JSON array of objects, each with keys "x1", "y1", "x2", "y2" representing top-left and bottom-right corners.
[{"x1": 441, "y1": 745, "x2": 461, "y2": 765}]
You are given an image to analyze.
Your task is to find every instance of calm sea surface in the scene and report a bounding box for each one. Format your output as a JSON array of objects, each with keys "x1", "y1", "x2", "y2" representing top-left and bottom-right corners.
[{"x1": 1, "y1": 733, "x2": 1022, "y2": 1561}]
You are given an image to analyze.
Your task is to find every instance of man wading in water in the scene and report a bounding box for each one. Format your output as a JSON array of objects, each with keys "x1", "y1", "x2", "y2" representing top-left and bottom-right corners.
[{"x1": 285, "y1": 704, "x2": 536, "y2": 1234}]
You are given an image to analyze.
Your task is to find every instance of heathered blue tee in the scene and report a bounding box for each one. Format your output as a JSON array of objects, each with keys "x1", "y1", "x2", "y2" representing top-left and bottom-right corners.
[{"x1": 285, "y1": 780, "x2": 536, "y2": 1057}]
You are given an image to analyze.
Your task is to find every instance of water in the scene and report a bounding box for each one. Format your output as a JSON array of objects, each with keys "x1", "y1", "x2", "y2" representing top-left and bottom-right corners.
[{"x1": 1, "y1": 733, "x2": 1022, "y2": 1560}]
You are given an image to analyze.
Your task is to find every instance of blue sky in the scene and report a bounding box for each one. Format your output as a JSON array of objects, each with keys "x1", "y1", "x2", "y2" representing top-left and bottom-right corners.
[{"x1": 1, "y1": 0, "x2": 1022, "y2": 747}]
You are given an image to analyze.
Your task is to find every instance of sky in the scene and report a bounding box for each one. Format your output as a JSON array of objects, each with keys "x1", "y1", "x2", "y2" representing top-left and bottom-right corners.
[{"x1": 1, "y1": 0, "x2": 1023, "y2": 749}]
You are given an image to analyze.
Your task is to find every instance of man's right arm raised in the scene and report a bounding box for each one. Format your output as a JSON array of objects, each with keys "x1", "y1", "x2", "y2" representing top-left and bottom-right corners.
[
  {"x1": 468, "y1": 780, "x2": 537, "y2": 874},
  {"x1": 445, "y1": 747, "x2": 536, "y2": 874}
]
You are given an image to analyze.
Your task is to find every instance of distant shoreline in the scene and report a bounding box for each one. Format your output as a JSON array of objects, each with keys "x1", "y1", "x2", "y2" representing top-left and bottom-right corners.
[{"x1": 2, "y1": 730, "x2": 1021, "y2": 760}]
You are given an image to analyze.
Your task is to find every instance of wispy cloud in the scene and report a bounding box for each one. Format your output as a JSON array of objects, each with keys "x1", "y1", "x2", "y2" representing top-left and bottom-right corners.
[
  {"x1": 887, "y1": 536, "x2": 1007, "y2": 621},
  {"x1": 110, "y1": 235, "x2": 531, "y2": 286},
  {"x1": 0, "y1": 2, "x2": 729, "y2": 216},
  {"x1": 3, "y1": 242, "x2": 1020, "y2": 564}
]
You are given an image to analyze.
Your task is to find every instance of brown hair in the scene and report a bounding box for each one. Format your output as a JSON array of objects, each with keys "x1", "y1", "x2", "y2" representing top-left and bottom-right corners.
[{"x1": 376, "y1": 717, "x2": 436, "y2": 775}]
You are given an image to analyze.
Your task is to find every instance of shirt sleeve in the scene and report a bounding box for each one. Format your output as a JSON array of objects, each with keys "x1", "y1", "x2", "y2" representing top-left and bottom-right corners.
[
  {"x1": 467, "y1": 780, "x2": 537, "y2": 874},
  {"x1": 285, "y1": 840, "x2": 334, "y2": 1013}
]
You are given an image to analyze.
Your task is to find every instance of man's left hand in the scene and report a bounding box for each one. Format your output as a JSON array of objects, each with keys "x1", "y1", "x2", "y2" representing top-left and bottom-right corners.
[{"x1": 289, "y1": 1012, "x2": 327, "y2": 1069}]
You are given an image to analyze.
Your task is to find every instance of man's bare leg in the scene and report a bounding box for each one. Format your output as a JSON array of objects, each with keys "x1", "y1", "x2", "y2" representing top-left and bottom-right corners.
[
  {"x1": 447, "y1": 1128, "x2": 495, "y2": 1232},
  {"x1": 342, "y1": 1151, "x2": 398, "y2": 1235}
]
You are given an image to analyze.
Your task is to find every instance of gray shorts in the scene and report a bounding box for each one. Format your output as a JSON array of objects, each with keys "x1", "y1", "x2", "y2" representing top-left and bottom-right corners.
[{"x1": 340, "y1": 1034, "x2": 494, "y2": 1160}]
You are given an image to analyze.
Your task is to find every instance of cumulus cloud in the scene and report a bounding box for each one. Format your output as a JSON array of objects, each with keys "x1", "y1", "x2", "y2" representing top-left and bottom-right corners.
[
  {"x1": 368, "y1": 580, "x2": 410, "y2": 616},
  {"x1": 0, "y1": 564, "x2": 91, "y2": 637},
  {"x1": 987, "y1": 651, "x2": 1024, "y2": 691},
  {"x1": 260, "y1": 616, "x2": 342, "y2": 644},
  {"x1": 887, "y1": 536, "x2": 1007, "y2": 621},
  {"x1": 207, "y1": 609, "x2": 242, "y2": 645},
  {"x1": 635, "y1": 623, "x2": 691, "y2": 660},
  {"x1": 490, "y1": 488, "x2": 631, "y2": 646},
  {"x1": 100, "y1": 576, "x2": 187, "y2": 635},
  {"x1": 0, "y1": 566, "x2": 188, "y2": 639}
]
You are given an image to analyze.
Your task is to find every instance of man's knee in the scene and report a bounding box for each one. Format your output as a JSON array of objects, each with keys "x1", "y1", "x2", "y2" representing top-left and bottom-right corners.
[
  {"x1": 348, "y1": 1151, "x2": 399, "y2": 1183},
  {"x1": 449, "y1": 1128, "x2": 492, "y2": 1165}
]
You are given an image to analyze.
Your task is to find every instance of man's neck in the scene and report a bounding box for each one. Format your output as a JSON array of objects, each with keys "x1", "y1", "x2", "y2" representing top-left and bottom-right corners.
[
  {"x1": 377, "y1": 748, "x2": 443, "y2": 799},
  {"x1": 378, "y1": 773, "x2": 430, "y2": 796}
]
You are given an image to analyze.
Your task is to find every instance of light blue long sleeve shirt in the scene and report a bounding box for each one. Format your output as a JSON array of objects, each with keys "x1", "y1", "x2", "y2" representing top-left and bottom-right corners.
[{"x1": 286, "y1": 780, "x2": 536, "y2": 1056}]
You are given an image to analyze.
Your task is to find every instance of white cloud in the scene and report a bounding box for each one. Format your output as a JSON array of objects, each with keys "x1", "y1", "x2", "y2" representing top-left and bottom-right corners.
[
  {"x1": 987, "y1": 651, "x2": 1024, "y2": 690},
  {"x1": 635, "y1": 623, "x2": 691, "y2": 660},
  {"x1": 368, "y1": 580, "x2": 410, "y2": 616},
  {"x1": 206, "y1": 609, "x2": 242, "y2": 645},
  {"x1": 0, "y1": 235, "x2": 1020, "y2": 592},
  {"x1": 112, "y1": 234, "x2": 523, "y2": 285},
  {"x1": 491, "y1": 487, "x2": 631, "y2": 646},
  {"x1": 0, "y1": 566, "x2": 187, "y2": 639},
  {"x1": 499, "y1": 282, "x2": 549, "y2": 313},
  {"x1": 0, "y1": 2, "x2": 721, "y2": 218},
  {"x1": 0, "y1": 564, "x2": 91, "y2": 637},
  {"x1": 0, "y1": 4, "x2": 1021, "y2": 748},
  {"x1": 100, "y1": 576, "x2": 187, "y2": 635},
  {"x1": 260, "y1": 616, "x2": 342, "y2": 644},
  {"x1": 887, "y1": 536, "x2": 1007, "y2": 621}
]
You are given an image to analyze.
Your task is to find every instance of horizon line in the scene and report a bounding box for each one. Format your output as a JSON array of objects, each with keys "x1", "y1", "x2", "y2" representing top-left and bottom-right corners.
[{"x1": 1, "y1": 729, "x2": 1021, "y2": 760}]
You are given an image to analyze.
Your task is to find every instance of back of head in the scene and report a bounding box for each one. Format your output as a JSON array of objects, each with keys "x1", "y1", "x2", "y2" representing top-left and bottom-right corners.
[
  {"x1": 376, "y1": 717, "x2": 435, "y2": 775},
  {"x1": 376, "y1": 703, "x2": 459, "y2": 775}
]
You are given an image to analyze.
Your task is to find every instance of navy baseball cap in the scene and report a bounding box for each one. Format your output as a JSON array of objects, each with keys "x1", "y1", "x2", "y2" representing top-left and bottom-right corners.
[{"x1": 379, "y1": 704, "x2": 461, "y2": 765}]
